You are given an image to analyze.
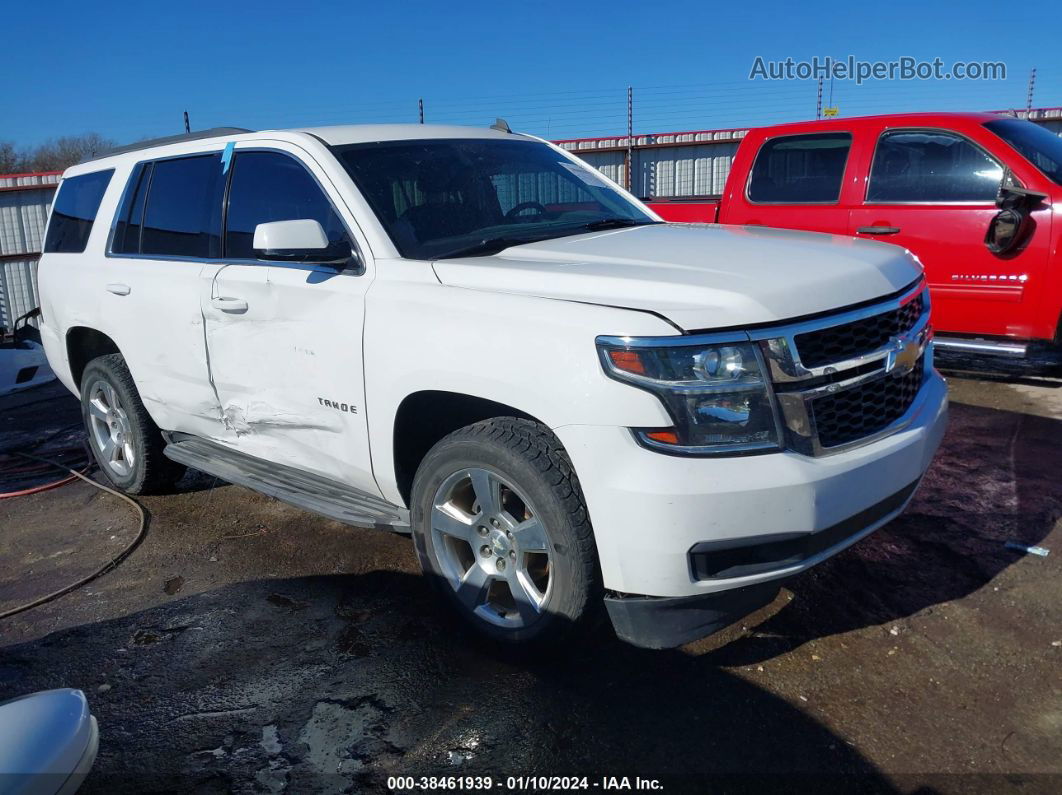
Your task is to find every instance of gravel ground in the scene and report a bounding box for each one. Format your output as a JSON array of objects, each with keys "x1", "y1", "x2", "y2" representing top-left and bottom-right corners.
[{"x1": 1, "y1": 372, "x2": 1059, "y2": 793}]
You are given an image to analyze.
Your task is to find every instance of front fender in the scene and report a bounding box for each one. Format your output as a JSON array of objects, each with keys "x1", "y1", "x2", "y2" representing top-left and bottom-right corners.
[{"x1": 364, "y1": 268, "x2": 676, "y2": 505}]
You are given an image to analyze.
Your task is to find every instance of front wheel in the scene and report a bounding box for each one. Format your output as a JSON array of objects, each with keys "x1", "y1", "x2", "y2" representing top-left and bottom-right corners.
[{"x1": 410, "y1": 418, "x2": 598, "y2": 646}]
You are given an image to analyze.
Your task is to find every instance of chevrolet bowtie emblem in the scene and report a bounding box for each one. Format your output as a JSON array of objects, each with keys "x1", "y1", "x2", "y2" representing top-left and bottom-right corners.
[{"x1": 884, "y1": 335, "x2": 920, "y2": 376}]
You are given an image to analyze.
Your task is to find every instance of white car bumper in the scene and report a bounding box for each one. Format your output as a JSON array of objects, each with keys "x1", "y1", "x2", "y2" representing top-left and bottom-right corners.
[{"x1": 554, "y1": 370, "x2": 948, "y2": 646}]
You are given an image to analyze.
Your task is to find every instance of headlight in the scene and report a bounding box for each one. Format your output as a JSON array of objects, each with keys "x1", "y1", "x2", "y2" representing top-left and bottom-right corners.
[{"x1": 596, "y1": 337, "x2": 782, "y2": 455}]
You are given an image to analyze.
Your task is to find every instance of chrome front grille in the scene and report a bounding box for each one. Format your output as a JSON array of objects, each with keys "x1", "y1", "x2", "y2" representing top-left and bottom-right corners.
[
  {"x1": 809, "y1": 355, "x2": 925, "y2": 448},
  {"x1": 753, "y1": 279, "x2": 932, "y2": 456},
  {"x1": 794, "y1": 293, "x2": 925, "y2": 369}
]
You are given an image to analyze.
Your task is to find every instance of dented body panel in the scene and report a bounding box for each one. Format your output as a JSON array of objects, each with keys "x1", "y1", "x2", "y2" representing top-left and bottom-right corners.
[{"x1": 203, "y1": 262, "x2": 377, "y2": 496}]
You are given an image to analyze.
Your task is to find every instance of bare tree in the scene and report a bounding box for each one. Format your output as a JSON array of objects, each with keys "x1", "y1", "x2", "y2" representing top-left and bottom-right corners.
[
  {"x1": 25, "y1": 133, "x2": 116, "y2": 172},
  {"x1": 0, "y1": 141, "x2": 21, "y2": 174}
]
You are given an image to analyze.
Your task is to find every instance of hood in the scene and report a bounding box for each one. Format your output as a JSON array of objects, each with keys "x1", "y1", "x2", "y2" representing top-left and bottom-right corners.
[{"x1": 431, "y1": 223, "x2": 921, "y2": 331}]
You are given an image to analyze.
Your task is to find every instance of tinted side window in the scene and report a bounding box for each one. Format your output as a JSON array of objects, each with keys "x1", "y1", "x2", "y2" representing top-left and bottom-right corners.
[
  {"x1": 44, "y1": 170, "x2": 114, "y2": 253},
  {"x1": 141, "y1": 155, "x2": 224, "y2": 258},
  {"x1": 748, "y1": 133, "x2": 851, "y2": 203},
  {"x1": 225, "y1": 151, "x2": 350, "y2": 260},
  {"x1": 867, "y1": 130, "x2": 1003, "y2": 202},
  {"x1": 111, "y1": 163, "x2": 150, "y2": 254}
]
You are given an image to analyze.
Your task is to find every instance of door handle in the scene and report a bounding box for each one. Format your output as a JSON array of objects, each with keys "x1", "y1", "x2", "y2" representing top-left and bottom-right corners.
[
  {"x1": 211, "y1": 296, "x2": 248, "y2": 313},
  {"x1": 106, "y1": 283, "x2": 131, "y2": 296},
  {"x1": 856, "y1": 226, "x2": 901, "y2": 235}
]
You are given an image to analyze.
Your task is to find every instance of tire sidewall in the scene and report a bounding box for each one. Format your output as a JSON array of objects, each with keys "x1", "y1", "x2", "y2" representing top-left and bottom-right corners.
[
  {"x1": 80, "y1": 358, "x2": 149, "y2": 492},
  {"x1": 412, "y1": 437, "x2": 586, "y2": 645}
]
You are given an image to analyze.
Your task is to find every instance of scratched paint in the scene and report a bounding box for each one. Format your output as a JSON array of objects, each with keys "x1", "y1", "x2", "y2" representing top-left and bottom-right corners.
[{"x1": 222, "y1": 399, "x2": 342, "y2": 436}]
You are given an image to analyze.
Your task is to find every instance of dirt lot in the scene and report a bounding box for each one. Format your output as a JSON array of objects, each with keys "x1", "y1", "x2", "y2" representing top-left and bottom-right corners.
[{"x1": 1, "y1": 372, "x2": 1060, "y2": 793}]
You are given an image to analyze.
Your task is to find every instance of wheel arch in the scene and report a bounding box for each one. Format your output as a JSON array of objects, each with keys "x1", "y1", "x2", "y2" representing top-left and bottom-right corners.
[
  {"x1": 66, "y1": 326, "x2": 121, "y2": 389},
  {"x1": 391, "y1": 390, "x2": 546, "y2": 507}
]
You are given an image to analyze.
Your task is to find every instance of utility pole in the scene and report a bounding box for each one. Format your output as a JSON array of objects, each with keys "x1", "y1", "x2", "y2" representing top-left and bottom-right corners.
[
  {"x1": 183, "y1": 111, "x2": 191, "y2": 133},
  {"x1": 418, "y1": 98, "x2": 424, "y2": 124},
  {"x1": 1026, "y1": 68, "x2": 1037, "y2": 114},
  {"x1": 815, "y1": 78, "x2": 823, "y2": 120},
  {"x1": 626, "y1": 86, "x2": 633, "y2": 192}
]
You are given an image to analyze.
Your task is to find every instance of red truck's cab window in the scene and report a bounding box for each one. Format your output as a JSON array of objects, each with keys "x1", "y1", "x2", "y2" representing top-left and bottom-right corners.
[
  {"x1": 723, "y1": 131, "x2": 854, "y2": 234},
  {"x1": 747, "y1": 133, "x2": 852, "y2": 204},
  {"x1": 866, "y1": 130, "x2": 1002, "y2": 203}
]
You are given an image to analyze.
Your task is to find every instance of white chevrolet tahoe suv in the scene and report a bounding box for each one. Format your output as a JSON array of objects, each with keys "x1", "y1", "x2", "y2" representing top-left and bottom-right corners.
[{"x1": 38, "y1": 123, "x2": 947, "y2": 649}]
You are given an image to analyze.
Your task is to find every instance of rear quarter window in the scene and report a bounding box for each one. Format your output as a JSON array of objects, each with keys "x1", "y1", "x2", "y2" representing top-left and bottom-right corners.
[
  {"x1": 111, "y1": 162, "x2": 150, "y2": 255},
  {"x1": 43, "y1": 170, "x2": 114, "y2": 253}
]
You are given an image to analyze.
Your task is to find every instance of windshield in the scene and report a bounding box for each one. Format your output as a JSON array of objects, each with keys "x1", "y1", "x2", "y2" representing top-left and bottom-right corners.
[
  {"x1": 984, "y1": 118, "x2": 1062, "y2": 186},
  {"x1": 335, "y1": 138, "x2": 657, "y2": 259}
]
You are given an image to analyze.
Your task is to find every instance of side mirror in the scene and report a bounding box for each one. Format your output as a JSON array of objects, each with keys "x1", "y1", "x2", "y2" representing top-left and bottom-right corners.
[
  {"x1": 984, "y1": 181, "x2": 1047, "y2": 255},
  {"x1": 984, "y1": 208, "x2": 1030, "y2": 255},
  {"x1": 252, "y1": 220, "x2": 355, "y2": 267}
]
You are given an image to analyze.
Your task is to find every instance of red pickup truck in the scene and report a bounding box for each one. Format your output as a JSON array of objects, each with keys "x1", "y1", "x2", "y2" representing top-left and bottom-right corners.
[{"x1": 645, "y1": 113, "x2": 1062, "y2": 371}]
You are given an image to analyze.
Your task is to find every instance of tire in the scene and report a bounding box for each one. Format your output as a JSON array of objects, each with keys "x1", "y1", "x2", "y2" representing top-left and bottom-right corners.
[
  {"x1": 410, "y1": 417, "x2": 599, "y2": 647},
  {"x1": 80, "y1": 353, "x2": 184, "y2": 494}
]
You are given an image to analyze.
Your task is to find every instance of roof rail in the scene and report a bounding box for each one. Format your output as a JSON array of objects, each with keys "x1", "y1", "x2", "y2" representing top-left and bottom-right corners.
[{"x1": 80, "y1": 127, "x2": 254, "y2": 164}]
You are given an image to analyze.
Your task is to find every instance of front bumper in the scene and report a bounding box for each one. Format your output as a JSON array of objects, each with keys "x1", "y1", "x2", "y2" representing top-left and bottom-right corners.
[
  {"x1": 603, "y1": 477, "x2": 920, "y2": 648},
  {"x1": 554, "y1": 369, "x2": 948, "y2": 645},
  {"x1": 605, "y1": 579, "x2": 786, "y2": 650}
]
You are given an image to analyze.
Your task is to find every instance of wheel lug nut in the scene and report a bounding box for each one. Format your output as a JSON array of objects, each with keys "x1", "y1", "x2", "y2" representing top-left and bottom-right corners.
[
  {"x1": 506, "y1": 530, "x2": 513, "y2": 539},
  {"x1": 496, "y1": 559, "x2": 507, "y2": 571},
  {"x1": 480, "y1": 545, "x2": 491, "y2": 557},
  {"x1": 509, "y1": 550, "x2": 516, "y2": 560},
  {"x1": 490, "y1": 517, "x2": 500, "y2": 528},
  {"x1": 477, "y1": 526, "x2": 488, "y2": 537}
]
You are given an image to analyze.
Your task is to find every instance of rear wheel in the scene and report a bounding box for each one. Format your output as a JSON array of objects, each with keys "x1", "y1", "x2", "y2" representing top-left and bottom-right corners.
[
  {"x1": 410, "y1": 418, "x2": 598, "y2": 646},
  {"x1": 80, "y1": 354, "x2": 184, "y2": 494}
]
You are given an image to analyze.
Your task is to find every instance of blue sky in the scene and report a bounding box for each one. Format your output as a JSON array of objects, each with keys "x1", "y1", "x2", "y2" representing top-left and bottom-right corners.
[{"x1": 7, "y1": 0, "x2": 1061, "y2": 147}]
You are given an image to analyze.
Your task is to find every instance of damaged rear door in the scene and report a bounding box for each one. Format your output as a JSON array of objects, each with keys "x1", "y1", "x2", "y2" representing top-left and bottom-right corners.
[{"x1": 201, "y1": 145, "x2": 379, "y2": 496}]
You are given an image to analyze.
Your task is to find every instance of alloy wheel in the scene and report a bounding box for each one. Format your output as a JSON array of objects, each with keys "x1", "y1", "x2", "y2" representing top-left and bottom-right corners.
[
  {"x1": 430, "y1": 466, "x2": 553, "y2": 628},
  {"x1": 86, "y1": 379, "x2": 136, "y2": 478}
]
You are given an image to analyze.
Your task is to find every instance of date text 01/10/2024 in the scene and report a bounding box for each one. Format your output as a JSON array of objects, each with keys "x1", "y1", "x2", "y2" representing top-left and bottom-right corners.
[{"x1": 386, "y1": 776, "x2": 664, "y2": 791}]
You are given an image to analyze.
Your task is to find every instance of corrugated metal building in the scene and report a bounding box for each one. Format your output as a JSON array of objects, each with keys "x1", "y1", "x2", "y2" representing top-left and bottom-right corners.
[
  {"x1": 557, "y1": 128, "x2": 745, "y2": 199},
  {"x1": 0, "y1": 171, "x2": 59, "y2": 332}
]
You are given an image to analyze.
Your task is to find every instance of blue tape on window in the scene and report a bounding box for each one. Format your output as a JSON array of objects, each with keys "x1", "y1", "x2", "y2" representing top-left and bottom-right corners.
[{"x1": 221, "y1": 142, "x2": 235, "y2": 174}]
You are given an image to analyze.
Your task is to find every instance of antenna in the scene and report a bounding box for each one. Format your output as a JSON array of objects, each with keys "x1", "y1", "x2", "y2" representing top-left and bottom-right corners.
[
  {"x1": 183, "y1": 111, "x2": 191, "y2": 133},
  {"x1": 490, "y1": 118, "x2": 512, "y2": 133},
  {"x1": 418, "y1": 98, "x2": 424, "y2": 124}
]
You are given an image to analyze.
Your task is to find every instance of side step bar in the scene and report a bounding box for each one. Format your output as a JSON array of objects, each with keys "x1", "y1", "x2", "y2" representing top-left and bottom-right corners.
[
  {"x1": 163, "y1": 434, "x2": 410, "y2": 532},
  {"x1": 933, "y1": 337, "x2": 1061, "y2": 376},
  {"x1": 933, "y1": 337, "x2": 1028, "y2": 358}
]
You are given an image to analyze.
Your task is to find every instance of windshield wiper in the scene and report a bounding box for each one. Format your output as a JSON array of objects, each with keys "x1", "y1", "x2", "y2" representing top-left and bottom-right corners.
[
  {"x1": 434, "y1": 220, "x2": 662, "y2": 259},
  {"x1": 579, "y1": 218, "x2": 662, "y2": 232},
  {"x1": 435, "y1": 236, "x2": 538, "y2": 259}
]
